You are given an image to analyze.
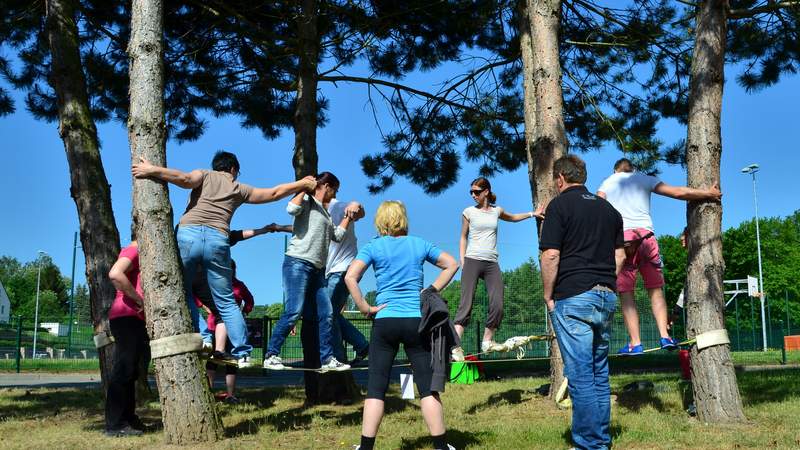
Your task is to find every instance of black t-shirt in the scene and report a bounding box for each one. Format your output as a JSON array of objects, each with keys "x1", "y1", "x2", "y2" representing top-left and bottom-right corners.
[{"x1": 539, "y1": 185, "x2": 624, "y2": 300}]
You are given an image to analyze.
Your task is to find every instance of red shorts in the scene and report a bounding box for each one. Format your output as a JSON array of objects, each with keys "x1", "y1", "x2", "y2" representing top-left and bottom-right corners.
[{"x1": 617, "y1": 228, "x2": 665, "y2": 293}]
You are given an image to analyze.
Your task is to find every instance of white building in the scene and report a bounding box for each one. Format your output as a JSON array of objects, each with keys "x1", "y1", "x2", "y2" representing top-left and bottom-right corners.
[{"x1": 0, "y1": 280, "x2": 10, "y2": 323}]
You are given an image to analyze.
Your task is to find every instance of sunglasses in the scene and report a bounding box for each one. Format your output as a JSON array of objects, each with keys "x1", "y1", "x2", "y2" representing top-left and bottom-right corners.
[{"x1": 469, "y1": 189, "x2": 485, "y2": 196}]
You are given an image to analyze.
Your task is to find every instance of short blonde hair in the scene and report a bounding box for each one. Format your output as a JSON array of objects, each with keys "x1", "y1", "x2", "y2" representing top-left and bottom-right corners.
[{"x1": 374, "y1": 201, "x2": 408, "y2": 236}]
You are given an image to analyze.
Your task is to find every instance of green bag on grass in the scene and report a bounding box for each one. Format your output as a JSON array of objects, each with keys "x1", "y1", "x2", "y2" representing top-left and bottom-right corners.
[{"x1": 450, "y1": 361, "x2": 480, "y2": 384}]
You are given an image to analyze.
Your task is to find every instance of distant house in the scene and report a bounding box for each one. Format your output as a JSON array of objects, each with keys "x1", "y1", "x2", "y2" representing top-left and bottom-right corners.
[{"x1": 0, "y1": 280, "x2": 10, "y2": 324}]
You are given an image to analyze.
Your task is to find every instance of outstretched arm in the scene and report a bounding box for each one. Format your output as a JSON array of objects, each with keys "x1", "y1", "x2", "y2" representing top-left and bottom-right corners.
[
  {"x1": 459, "y1": 216, "x2": 469, "y2": 267},
  {"x1": 499, "y1": 204, "x2": 545, "y2": 222},
  {"x1": 653, "y1": 182, "x2": 722, "y2": 201},
  {"x1": 248, "y1": 176, "x2": 317, "y2": 204},
  {"x1": 131, "y1": 157, "x2": 203, "y2": 189}
]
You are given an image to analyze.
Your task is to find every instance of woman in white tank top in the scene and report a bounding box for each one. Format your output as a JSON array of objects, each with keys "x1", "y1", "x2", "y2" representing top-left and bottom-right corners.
[{"x1": 451, "y1": 177, "x2": 543, "y2": 361}]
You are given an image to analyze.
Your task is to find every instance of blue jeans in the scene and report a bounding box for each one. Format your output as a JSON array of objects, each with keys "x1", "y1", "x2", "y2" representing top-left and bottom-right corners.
[
  {"x1": 267, "y1": 256, "x2": 335, "y2": 364},
  {"x1": 550, "y1": 290, "x2": 616, "y2": 450},
  {"x1": 325, "y1": 272, "x2": 369, "y2": 361},
  {"x1": 177, "y1": 225, "x2": 252, "y2": 358}
]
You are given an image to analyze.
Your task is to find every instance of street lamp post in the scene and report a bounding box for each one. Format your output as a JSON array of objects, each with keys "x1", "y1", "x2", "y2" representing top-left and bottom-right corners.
[
  {"x1": 741, "y1": 163, "x2": 767, "y2": 351},
  {"x1": 32, "y1": 250, "x2": 47, "y2": 359},
  {"x1": 67, "y1": 232, "x2": 80, "y2": 357}
]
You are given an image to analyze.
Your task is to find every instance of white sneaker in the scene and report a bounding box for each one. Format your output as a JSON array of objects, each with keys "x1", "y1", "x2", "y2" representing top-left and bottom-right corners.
[
  {"x1": 451, "y1": 346, "x2": 465, "y2": 362},
  {"x1": 201, "y1": 341, "x2": 213, "y2": 353},
  {"x1": 320, "y1": 357, "x2": 350, "y2": 372},
  {"x1": 447, "y1": 444, "x2": 457, "y2": 450},
  {"x1": 263, "y1": 354, "x2": 285, "y2": 370},
  {"x1": 236, "y1": 355, "x2": 252, "y2": 369}
]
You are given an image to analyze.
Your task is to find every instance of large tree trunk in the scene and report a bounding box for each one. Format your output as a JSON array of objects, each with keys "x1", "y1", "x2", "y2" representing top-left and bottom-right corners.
[
  {"x1": 293, "y1": 0, "x2": 359, "y2": 404},
  {"x1": 128, "y1": 0, "x2": 223, "y2": 442},
  {"x1": 522, "y1": 0, "x2": 567, "y2": 401},
  {"x1": 685, "y1": 0, "x2": 745, "y2": 423},
  {"x1": 45, "y1": 0, "x2": 120, "y2": 392}
]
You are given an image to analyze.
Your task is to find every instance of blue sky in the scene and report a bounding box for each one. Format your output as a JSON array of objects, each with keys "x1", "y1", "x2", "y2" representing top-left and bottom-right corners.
[{"x1": 2, "y1": 60, "x2": 798, "y2": 306}]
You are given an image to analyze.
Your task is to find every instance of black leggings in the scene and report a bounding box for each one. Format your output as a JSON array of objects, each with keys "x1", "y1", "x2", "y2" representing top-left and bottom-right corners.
[
  {"x1": 105, "y1": 316, "x2": 150, "y2": 430},
  {"x1": 367, "y1": 317, "x2": 434, "y2": 400}
]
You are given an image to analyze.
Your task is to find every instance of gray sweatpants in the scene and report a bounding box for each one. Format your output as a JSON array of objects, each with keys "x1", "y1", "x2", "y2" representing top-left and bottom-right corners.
[{"x1": 454, "y1": 257, "x2": 504, "y2": 329}]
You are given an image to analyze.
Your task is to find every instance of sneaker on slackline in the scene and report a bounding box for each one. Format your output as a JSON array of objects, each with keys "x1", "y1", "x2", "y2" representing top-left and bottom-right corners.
[
  {"x1": 320, "y1": 357, "x2": 350, "y2": 372},
  {"x1": 451, "y1": 346, "x2": 465, "y2": 362},
  {"x1": 263, "y1": 354, "x2": 285, "y2": 370}
]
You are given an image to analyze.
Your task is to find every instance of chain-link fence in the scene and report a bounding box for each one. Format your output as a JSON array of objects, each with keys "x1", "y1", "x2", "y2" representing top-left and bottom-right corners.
[{"x1": 2, "y1": 287, "x2": 797, "y2": 372}]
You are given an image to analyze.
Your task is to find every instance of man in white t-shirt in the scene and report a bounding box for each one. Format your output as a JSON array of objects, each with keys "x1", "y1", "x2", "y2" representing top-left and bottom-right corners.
[
  {"x1": 597, "y1": 158, "x2": 721, "y2": 355},
  {"x1": 324, "y1": 197, "x2": 369, "y2": 364}
]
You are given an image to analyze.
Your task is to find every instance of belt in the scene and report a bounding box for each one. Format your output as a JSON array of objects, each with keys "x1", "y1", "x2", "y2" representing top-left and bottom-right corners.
[{"x1": 592, "y1": 284, "x2": 614, "y2": 292}]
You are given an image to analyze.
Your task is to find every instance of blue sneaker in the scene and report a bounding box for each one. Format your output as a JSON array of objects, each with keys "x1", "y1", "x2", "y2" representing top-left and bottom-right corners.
[
  {"x1": 660, "y1": 337, "x2": 678, "y2": 351},
  {"x1": 617, "y1": 343, "x2": 644, "y2": 356}
]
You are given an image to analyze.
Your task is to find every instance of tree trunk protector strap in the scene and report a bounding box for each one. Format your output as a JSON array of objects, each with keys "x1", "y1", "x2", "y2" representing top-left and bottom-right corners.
[
  {"x1": 696, "y1": 329, "x2": 730, "y2": 350},
  {"x1": 93, "y1": 332, "x2": 115, "y2": 349},
  {"x1": 149, "y1": 333, "x2": 203, "y2": 359}
]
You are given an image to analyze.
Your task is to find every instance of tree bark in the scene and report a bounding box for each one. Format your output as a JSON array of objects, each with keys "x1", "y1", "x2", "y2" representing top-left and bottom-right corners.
[
  {"x1": 523, "y1": 0, "x2": 567, "y2": 401},
  {"x1": 291, "y1": 0, "x2": 358, "y2": 405},
  {"x1": 685, "y1": 0, "x2": 746, "y2": 423},
  {"x1": 45, "y1": 0, "x2": 120, "y2": 393},
  {"x1": 128, "y1": 0, "x2": 223, "y2": 442},
  {"x1": 293, "y1": 0, "x2": 319, "y2": 179}
]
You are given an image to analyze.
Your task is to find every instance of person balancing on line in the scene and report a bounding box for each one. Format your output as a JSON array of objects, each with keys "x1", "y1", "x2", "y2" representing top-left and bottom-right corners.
[
  {"x1": 597, "y1": 158, "x2": 722, "y2": 355},
  {"x1": 450, "y1": 177, "x2": 543, "y2": 361},
  {"x1": 132, "y1": 150, "x2": 316, "y2": 368},
  {"x1": 263, "y1": 172, "x2": 363, "y2": 372}
]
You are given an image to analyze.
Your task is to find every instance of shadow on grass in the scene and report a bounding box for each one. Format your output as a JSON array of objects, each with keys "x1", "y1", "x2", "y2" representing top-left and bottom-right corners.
[
  {"x1": 225, "y1": 394, "x2": 412, "y2": 437},
  {"x1": 465, "y1": 388, "x2": 530, "y2": 414},
  {"x1": 613, "y1": 388, "x2": 666, "y2": 413},
  {"x1": 736, "y1": 369, "x2": 800, "y2": 405},
  {"x1": 0, "y1": 388, "x2": 104, "y2": 421},
  {"x1": 399, "y1": 428, "x2": 488, "y2": 450}
]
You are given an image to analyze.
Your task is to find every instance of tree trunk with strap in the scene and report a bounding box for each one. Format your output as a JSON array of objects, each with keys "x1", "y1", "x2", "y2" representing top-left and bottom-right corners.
[
  {"x1": 128, "y1": 0, "x2": 223, "y2": 442},
  {"x1": 684, "y1": 0, "x2": 745, "y2": 423},
  {"x1": 45, "y1": 0, "x2": 120, "y2": 395}
]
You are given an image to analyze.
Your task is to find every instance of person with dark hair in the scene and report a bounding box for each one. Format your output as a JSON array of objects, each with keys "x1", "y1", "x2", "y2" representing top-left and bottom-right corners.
[
  {"x1": 132, "y1": 151, "x2": 316, "y2": 368},
  {"x1": 263, "y1": 171, "x2": 363, "y2": 372},
  {"x1": 105, "y1": 239, "x2": 148, "y2": 437},
  {"x1": 540, "y1": 154, "x2": 625, "y2": 450},
  {"x1": 344, "y1": 200, "x2": 459, "y2": 450},
  {"x1": 597, "y1": 157, "x2": 721, "y2": 355},
  {"x1": 450, "y1": 177, "x2": 543, "y2": 361}
]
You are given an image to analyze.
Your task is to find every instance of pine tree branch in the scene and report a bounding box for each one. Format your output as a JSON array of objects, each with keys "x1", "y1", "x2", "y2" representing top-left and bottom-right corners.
[
  {"x1": 318, "y1": 74, "x2": 483, "y2": 114},
  {"x1": 729, "y1": 1, "x2": 800, "y2": 19}
]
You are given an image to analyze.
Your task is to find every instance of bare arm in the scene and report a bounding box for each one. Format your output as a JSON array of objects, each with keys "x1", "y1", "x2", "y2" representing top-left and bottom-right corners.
[
  {"x1": 541, "y1": 249, "x2": 561, "y2": 312},
  {"x1": 249, "y1": 176, "x2": 317, "y2": 204},
  {"x1": 108, "y1": 257, "x2": 143, "y2": 310},
  {"x1": 131, "y1": 157, "x2": 203, "y2": 189},
  {"x1": 429, "y1": 251, "x2": 459, "y2": 292},
  {"x1": 596, "y1": 191, "x2": 607, "y2": 199},
  {"x1": 458, "y1": 216, "x2": 469, "y2": 266},
  {"x1": 499, "y1": 206, "x2": 543, "y2": 222},
  {"x1": 615, "y1": 248, "x2": 626, "y2": 276},
  {"x1": 344, "y1": 260, "x2": 386, "y2": 316},
  {"x1": 653, "y1": 182, "x2": 722, "y2": 201}
]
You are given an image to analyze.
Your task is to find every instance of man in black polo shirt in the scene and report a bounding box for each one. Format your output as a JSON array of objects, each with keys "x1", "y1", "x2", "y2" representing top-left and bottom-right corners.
[{"x1": 539, "y1": 155, "x2": 625, "y2": 450}]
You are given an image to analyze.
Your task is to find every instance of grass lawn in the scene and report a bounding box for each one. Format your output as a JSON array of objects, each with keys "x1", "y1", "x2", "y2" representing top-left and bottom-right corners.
[{"x1": 1, "y1": 369, "x2": 799, "y2": 449}]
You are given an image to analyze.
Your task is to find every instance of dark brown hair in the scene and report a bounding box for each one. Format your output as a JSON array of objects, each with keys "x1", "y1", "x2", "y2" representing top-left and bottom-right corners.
[
  {"x1": 316, "y1": 171, "x2": 340, "y2": 189},
  {"x1": 553, "y1": 155, "x2": 587, "y2": 184},
  {"x1": 470, "y1": 177, "x2": 497, "y2": 204},
  {"x1": 614, "y1": 158, "x2": 634, "y2": 173}
]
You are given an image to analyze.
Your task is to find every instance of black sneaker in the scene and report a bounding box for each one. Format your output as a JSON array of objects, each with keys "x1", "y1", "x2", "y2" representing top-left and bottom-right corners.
[
  {"x1": 350, "y1": 346, "x2": 369, "y2": 365},
  {"x1": 128, "y1": 416, "x2": 147, "y2": 431},
  {"x1": 210, "y1": 351, "x2": 238, "y2": 367},
  {"x1": 105, "y1": 425, "x2": 144, "y2": 437},
  {"x1": 224, "y1": 395, "x2": 241, "y2": 405}
]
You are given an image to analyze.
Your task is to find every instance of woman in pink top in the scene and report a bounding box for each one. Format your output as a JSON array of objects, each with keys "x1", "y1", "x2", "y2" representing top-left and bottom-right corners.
[{"x1": 104, "y1": 239, "x2": 150, "y2": 437}]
